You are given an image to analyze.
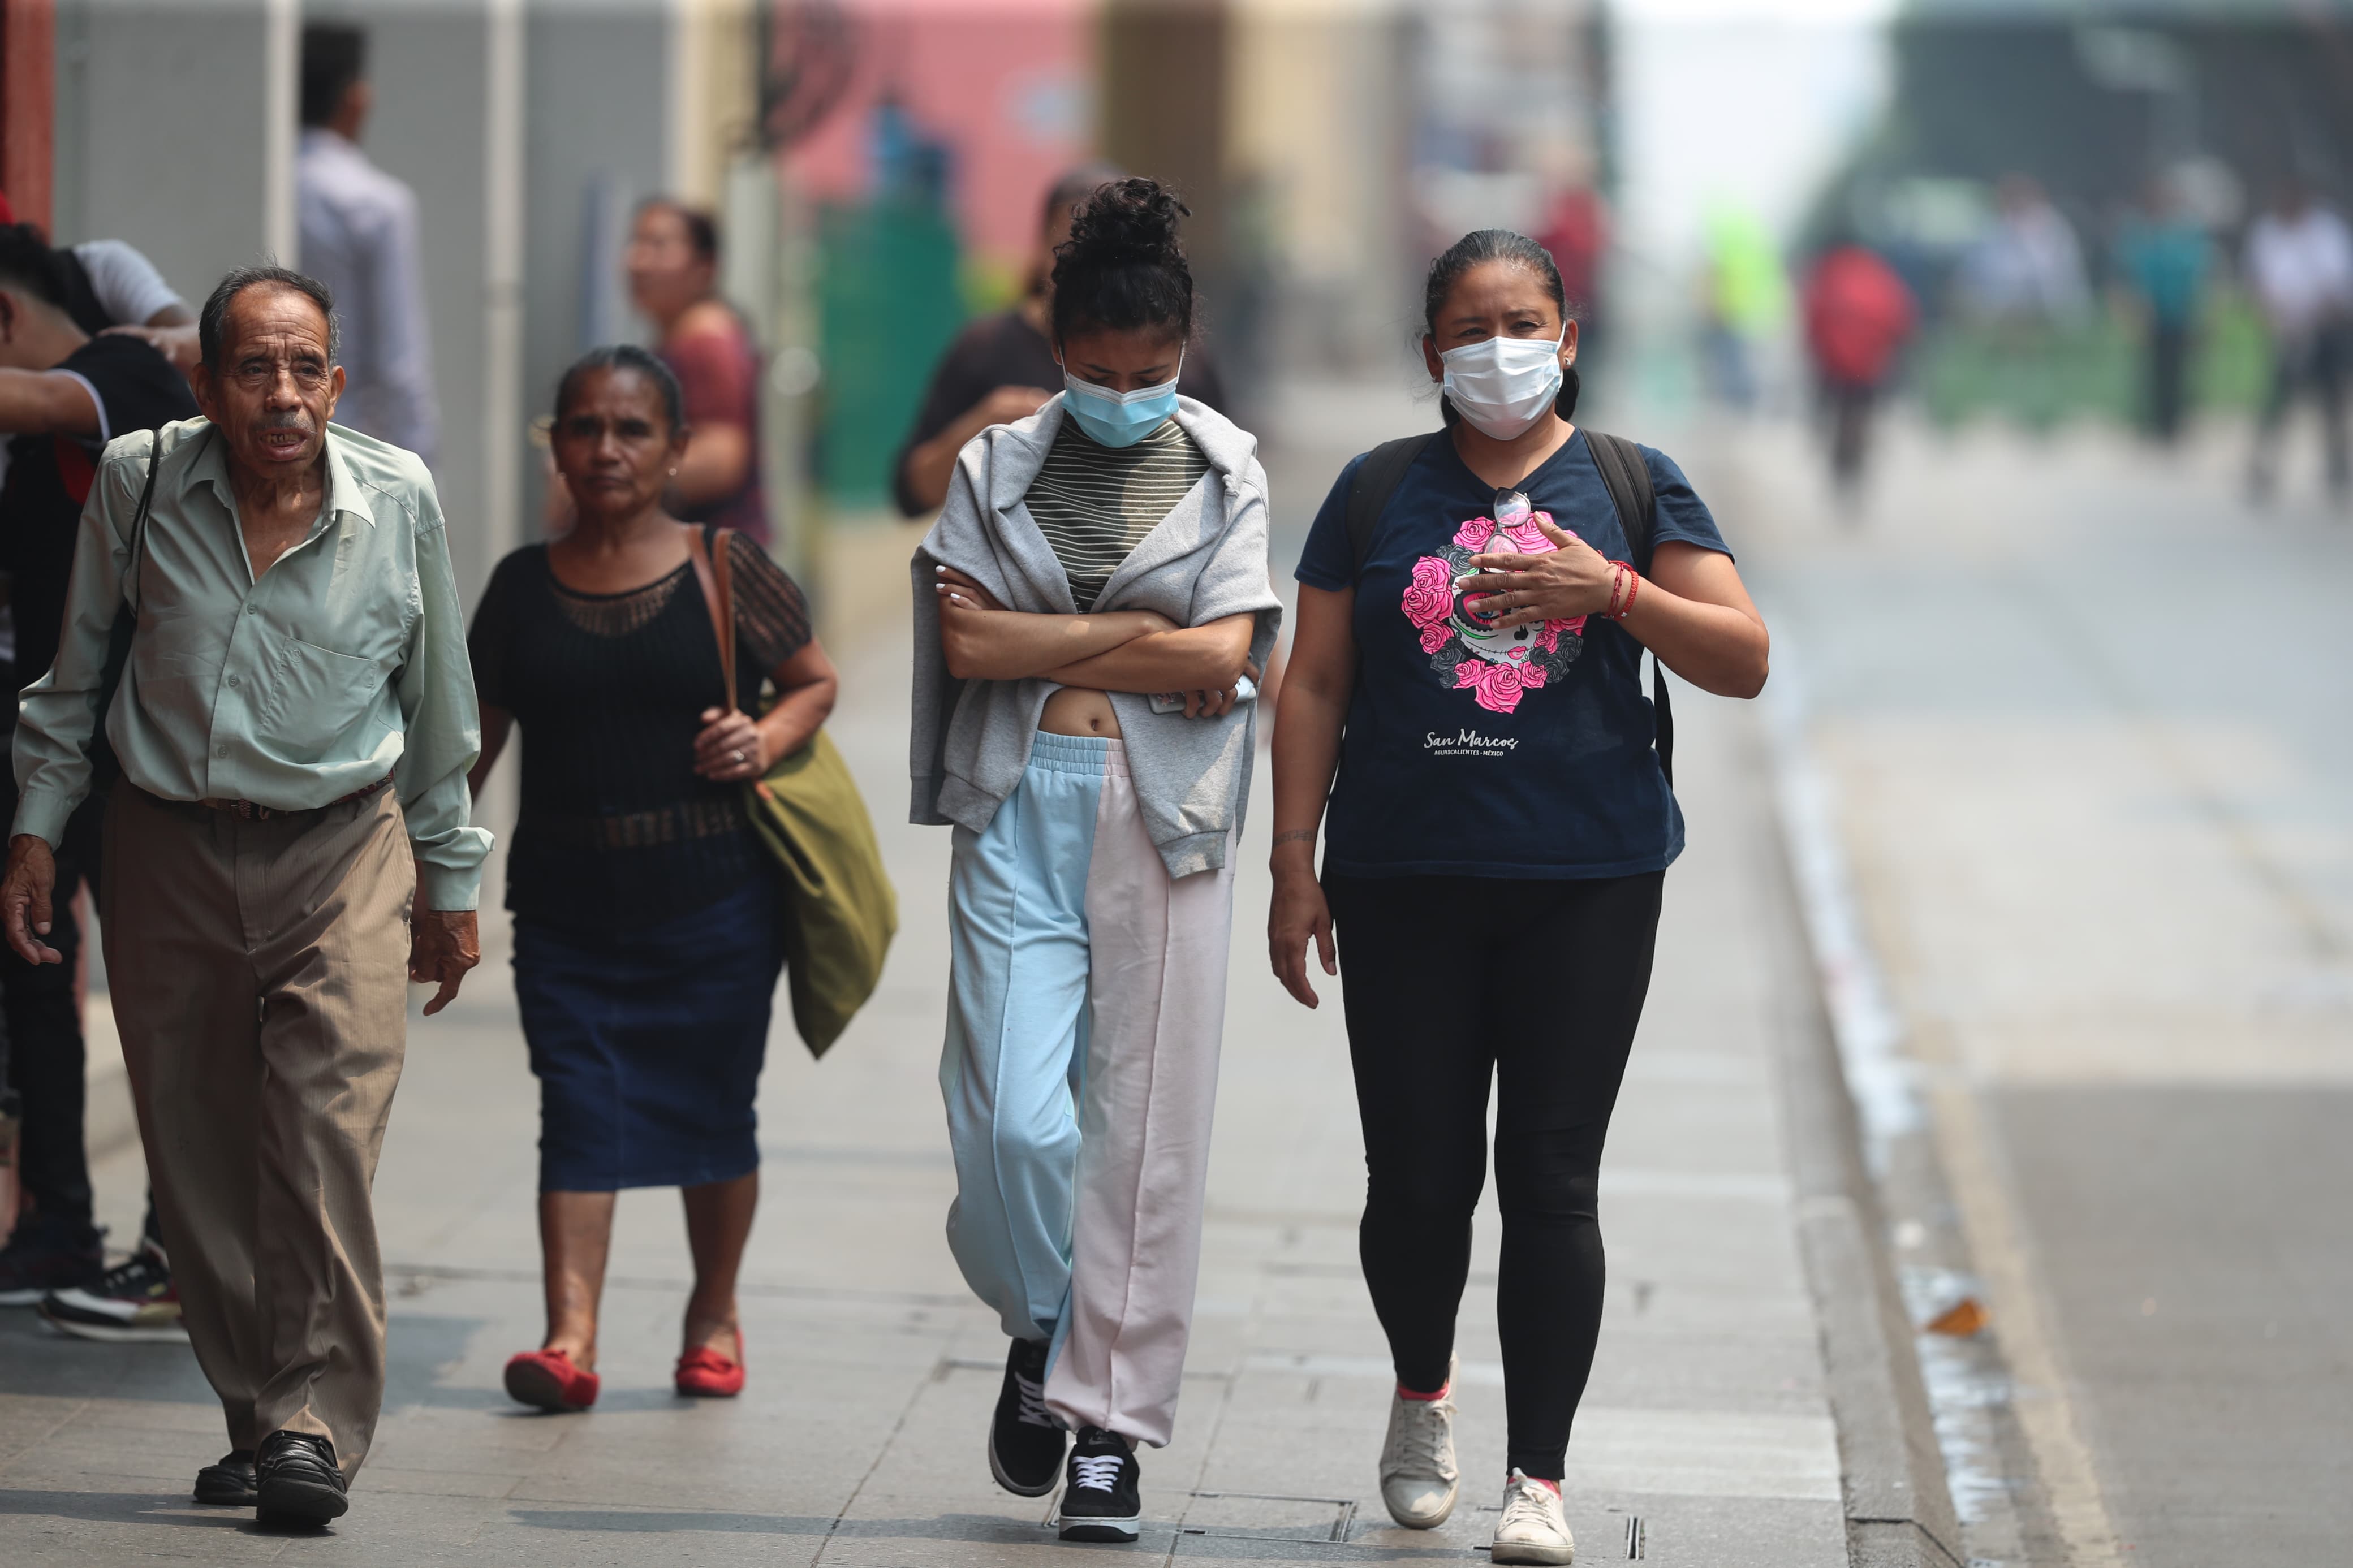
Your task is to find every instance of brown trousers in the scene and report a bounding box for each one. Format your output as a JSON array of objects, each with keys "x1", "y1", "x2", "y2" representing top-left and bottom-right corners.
[{"x1": 104, "y1": 783, "x2": 413, "y2": 1475}]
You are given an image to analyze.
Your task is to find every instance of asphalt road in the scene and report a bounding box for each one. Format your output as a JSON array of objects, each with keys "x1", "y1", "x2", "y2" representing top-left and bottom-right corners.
[{"x1": 1693, "y1": 408, "x2": 2353, "y2": 1568}]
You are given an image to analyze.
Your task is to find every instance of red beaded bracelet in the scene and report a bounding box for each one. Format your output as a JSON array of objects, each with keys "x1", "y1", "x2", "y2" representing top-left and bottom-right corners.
[{"x1": 1606, "y1": 560, "x2": 1639, "y2": 621}]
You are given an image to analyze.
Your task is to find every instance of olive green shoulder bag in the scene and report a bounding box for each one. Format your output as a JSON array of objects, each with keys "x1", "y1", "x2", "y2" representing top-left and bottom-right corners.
[{"x1": 688, "y1": 526, "x2": 897, "y2": 1057}]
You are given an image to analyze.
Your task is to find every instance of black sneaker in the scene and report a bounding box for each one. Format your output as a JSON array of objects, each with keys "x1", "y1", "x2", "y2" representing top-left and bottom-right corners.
[
  {"x1": 1056, "y1": 1426, "x2": 1141, "y2": 1543},
  {"x1": 37, "y1": 1243, "x2": 186, "y2": 1342},
  {"x1": 255, "y1": 1431, "x2": 347, "y2": 1526},
  {"x1": 0, "y1": 1216, "x2": 104, "y2": 1307},
  {"x1": 194, "y1": 1450, "x2": 257, "y2": 1507},
  {"x1": 988, "y1": 1337, "x2": 1066, "y2": 1497}
]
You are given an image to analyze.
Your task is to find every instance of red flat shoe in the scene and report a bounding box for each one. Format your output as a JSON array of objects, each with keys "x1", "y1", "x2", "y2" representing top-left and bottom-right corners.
[
  {"x1": 505, "y1": 1347, "x2": 600, "y2": 1412},
  {"x1": 675, "y1": 1329, "x2": 745, "y2": 1398}
]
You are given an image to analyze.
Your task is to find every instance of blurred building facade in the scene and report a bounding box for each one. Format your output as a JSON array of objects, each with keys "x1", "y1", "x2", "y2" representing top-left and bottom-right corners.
[{"x1": 6, "y1": 0, "x2": 1628, "y2": 544}]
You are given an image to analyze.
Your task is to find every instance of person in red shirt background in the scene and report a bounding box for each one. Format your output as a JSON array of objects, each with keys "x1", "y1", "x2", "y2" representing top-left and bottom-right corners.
[
  {"x1": 1803, "y1": 241, "x2": 1916, "y2": 498},
  {"x1": 626, "y1": 200, "x2": 771, "y2": 545}
]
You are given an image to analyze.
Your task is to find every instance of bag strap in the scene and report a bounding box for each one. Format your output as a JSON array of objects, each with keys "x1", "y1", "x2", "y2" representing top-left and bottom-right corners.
[
  {"x1": 1344, "y1": 433, "x2": 1437, "y2": 580},
  {"x1": 1581, "y1": 429, "x2": 1673, "y2": 787},
  {"x1": 123, "y1": 427, "x2": 168, "y2": 609},
  {"x1": 683, "y1": 522, "x2": 739, "y2": 712}
]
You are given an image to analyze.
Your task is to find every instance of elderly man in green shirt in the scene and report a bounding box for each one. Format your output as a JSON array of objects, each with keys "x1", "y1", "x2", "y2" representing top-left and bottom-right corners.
[{"x1": 0, "y1": 265, "x2": 487, "y2": 1527}]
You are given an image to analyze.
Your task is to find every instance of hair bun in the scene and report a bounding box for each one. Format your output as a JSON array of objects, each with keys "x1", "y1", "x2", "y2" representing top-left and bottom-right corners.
[
  {"x1": 1049, "y1": 176, "x2": 1197, "y2": 345},
  {"x1": 1063, "y1": 177, "x2": 1189, "y2": 269}
]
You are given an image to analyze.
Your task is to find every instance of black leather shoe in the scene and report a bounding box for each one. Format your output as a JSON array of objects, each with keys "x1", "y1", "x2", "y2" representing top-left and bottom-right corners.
[
  {"x1": 255, "y1": 1431, "x2": 347, "y2": 1524},
  {"x1": 987, "y1": 1337, "x2": 1066, "y2": 1497},
  {"x1": 1057, "y1": 1426, "x2": 1142, "y2": 1542},
  {"x1": 193, "y1": 1449, "x2": 257, "y2": 1506}
]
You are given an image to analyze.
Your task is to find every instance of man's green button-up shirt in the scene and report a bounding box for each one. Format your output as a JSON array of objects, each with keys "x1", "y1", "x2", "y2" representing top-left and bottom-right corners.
[{"x1": 11, "y1": 418, "x2": 492, "y2": 908}]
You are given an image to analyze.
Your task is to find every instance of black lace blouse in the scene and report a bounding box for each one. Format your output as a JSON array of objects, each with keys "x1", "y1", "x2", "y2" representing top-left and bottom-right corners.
[{"x1": 469, "y1": 528, "x2": 813, "y2": 931}]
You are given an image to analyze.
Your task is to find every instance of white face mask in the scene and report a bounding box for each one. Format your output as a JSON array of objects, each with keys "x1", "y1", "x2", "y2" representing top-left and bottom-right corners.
[{"x1": 1439, "y1": 334, "x2": 1566, "y2": 440}]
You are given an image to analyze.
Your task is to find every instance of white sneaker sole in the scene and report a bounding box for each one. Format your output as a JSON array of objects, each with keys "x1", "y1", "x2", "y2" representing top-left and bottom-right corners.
[
  {"x1": 1490, "y1": 1535, "x2": 1575, "y2": 1565},
  {"x1": 1057, "y1": 1513, "x2": 1141, "y2": 1543},
  {"x1": 1381, "y1": 1484, "x2": 1458, "y2": 1528}
]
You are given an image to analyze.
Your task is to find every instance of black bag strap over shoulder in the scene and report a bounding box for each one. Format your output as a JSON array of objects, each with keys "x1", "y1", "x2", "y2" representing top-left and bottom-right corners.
[
  {"x1": 1339, "y1": 425, "x2": 1675, "y2": 787},
  {"x1": 93, "y1": 428, "x2": 174, "y2": 785},
  {"x1": 1343, "y1": 433, "x2": 1436, "y2": 577},
  {"x1": 1581, "y1": 430, "x2": 1673, "y2": 787}
]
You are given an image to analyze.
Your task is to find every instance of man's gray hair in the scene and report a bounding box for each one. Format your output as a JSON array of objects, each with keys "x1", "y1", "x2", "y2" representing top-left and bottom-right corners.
[{"x1": 199, "y1": 265, "x2": 340, "y2": 370}]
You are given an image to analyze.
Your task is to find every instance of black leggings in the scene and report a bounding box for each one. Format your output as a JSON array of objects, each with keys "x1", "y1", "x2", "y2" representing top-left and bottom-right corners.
[{"x1": 1327, "y1": 870, "x2": 1662, "y2": 1481}]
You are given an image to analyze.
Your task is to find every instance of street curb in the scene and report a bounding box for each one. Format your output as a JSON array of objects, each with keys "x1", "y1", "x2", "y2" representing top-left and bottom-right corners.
[{"x1": 1748, "y1": 705, "x2": 1966, "y2": 1568}]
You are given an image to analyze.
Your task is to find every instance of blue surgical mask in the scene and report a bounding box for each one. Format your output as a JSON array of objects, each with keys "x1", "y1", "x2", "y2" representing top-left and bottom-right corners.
[{"x1": 1061, "y1": 360, "x2": 1183, "y2": 448}]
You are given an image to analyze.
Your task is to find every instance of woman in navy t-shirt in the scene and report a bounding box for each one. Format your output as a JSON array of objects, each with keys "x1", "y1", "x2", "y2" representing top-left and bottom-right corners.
[{"x1": 1267, "y1": 230, "x2": 1769, "y2": 1565}]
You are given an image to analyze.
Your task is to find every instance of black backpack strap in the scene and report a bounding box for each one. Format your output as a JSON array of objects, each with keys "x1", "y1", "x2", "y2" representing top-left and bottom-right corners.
[
  {"x1": 1582, "y1": 429, "x2": 1674, "y2": 787},
  {"x1": 1345, "y1": 433, "x2": 1437, "y2": 580}
]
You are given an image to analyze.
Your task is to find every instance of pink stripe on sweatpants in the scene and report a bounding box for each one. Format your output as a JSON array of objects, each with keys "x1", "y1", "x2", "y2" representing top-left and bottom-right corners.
[{"x1": 1041, "y1": 754, "x2": 1234, "y2": 1448}]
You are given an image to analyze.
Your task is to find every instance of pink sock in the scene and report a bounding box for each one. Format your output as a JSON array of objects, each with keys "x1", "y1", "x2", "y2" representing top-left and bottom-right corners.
[{"x1": 1396, "y1": 1380, "x2": 1450, "y2": 1402}]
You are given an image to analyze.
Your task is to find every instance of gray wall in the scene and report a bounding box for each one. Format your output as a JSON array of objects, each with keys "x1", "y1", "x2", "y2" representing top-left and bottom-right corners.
[
  {"x1": 520, "y1": 2, "x2": 673, "y2": 527},
  {"x1": 55, "y1": 2, "x2": 281, "y2": 301},
  {"x1": 326, "y1": 5, "x2": 501, "y2": 598},
  {"x1": 48, "y1": 1, "x2": 689, "y2": 594}
]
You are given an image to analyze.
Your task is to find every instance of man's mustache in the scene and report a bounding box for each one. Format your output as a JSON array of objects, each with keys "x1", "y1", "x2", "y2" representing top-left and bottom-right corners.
[{"x1": 254, "y1": 410, "x2": 313, "y2": 433}]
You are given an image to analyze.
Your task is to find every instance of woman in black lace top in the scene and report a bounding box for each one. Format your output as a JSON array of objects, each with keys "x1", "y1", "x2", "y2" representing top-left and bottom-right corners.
[{"x1": 467, "y1": 345, "x2": 838, "y2": 1412}]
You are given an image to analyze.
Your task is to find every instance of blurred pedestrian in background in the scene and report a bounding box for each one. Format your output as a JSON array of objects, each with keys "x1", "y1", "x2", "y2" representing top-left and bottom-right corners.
[
  {"x1": 296, "y1": 24, "x2": 439, "y2": 467},
  {"x1": 1532, "y1": 171, "x2": 1608, "y2": 356},
  {"x1": 1802, "y1": 237, "x2": 1916, "y2": 495},
  {"x1": 471, "y1": 347, "x2": 837, "y2": 1415},
  {"x1": 891, "y1": 164, "x2": 1227, "y2": 517},
  {"x1": 1961, "y1": 174, "x2": 2091, "y2": 326},
  {"x1": 0, "y1": 189, "x2": 199, "y2": 372},
  {"x1": 2116, "y1": 173, "x2": 2213, "y2": 446},
  {"x1": 913, "y1": 178, "x2": 1275, "y2": 1541},
  {"x1": 1268, "y1": 229, "x2": 1769, "y2": 1566},
  {"x1": 0, "y1": 224, "x2": 193, "y2": 1330},
  {"x1": 624, "y1": 201, "x2": 771, "y2": 545},
  {"x1": 1696, "y1": 201, "x2": 1786, "y2": 412},
  {"x1": 2, "y1": 266, "x2": 485, "y2": 1526},
  {"x1": 2244, "y1": 179, "x2": 2353, "y2": 505}
]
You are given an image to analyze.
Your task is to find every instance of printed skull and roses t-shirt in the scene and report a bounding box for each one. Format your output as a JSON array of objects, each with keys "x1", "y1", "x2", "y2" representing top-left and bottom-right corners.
[{"x1": 1294, "y1": 426, "x2": 1731, "y2": 880}]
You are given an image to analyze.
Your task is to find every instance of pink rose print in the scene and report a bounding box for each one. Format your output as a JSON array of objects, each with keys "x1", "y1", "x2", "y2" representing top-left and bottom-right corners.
[
  {"x1": 1533, "y1": 615, "x2": 1585, "y2": 653},
  {"x1": 1420, "y1": 623, "x2": 1454, "y2": 655},
  {"x1": 1454, "y1": 654, "x2": 1550, "y2": 714},
  {"x1": 1453, "y1": 515, "x2": 1497, "y2": 550},
  {"x1": 1400, "y1": 555, "x2": 1453, "y2": 630},
  {"x1": 1499, "y1": 510, "x2": 1559, "y2": 554}
]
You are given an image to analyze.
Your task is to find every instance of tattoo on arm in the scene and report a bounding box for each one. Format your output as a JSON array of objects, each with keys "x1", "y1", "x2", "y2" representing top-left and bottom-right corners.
[{"x1": 1271, "y1": 828, "x2": 1316, "y2": 848}]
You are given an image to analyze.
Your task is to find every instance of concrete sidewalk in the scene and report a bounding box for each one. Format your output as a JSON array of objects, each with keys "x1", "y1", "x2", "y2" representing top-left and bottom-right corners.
[{"x1": 1, "y1": 590, "x2": 1855, "y2": 1565}]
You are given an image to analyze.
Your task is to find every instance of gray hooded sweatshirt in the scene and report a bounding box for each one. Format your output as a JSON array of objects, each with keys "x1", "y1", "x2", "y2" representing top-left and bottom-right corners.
[{"x1": 909, "y1": 394, "x2": 1282, "y2": 879}]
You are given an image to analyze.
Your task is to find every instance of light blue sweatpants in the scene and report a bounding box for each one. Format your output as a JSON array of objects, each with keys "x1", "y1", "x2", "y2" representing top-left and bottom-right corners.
[{"x1": 940, "y1": 733, "x2": 1235, "y2": 1448}]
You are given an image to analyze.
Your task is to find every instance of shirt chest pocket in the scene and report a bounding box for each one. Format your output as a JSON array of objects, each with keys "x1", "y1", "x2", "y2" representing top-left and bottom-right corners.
[{"x1": 252, "y1": 636, "x2": 394, "y2": 761}]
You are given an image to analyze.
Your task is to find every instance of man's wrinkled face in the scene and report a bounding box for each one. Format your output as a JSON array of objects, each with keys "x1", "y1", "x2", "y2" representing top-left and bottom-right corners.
[{"x1": 195, "y1": 285, "x2": 343, "y2": 478}]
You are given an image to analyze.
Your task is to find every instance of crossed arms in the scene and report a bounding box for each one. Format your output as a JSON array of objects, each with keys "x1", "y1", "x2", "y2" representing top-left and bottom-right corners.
[{"x1": 933, "y1": 566, "x2": 1255, "y2": 716}]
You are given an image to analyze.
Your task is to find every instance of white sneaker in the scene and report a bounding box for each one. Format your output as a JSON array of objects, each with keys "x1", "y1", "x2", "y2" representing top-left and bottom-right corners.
[
  {"x1": 1377, "y1": 1355, "x2": 1459, "y2": 1528},
  {"x1": 1490, "y1": 1468, "x2": 1574, "y2": 1565}
]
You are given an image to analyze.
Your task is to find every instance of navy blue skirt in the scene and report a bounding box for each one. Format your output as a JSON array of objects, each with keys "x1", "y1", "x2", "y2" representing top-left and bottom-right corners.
[{"x1": 514, "y1": 875, "x2": 788, "y2": 1191}]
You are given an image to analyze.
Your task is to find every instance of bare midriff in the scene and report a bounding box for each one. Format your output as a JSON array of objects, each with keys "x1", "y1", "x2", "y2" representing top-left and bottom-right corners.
[{"x1": 1038, "y1": 686, "x2": 1122, "y2": 738}]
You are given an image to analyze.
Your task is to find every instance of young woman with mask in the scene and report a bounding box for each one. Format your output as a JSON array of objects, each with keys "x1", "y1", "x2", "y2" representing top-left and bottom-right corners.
[
  {"x1": 1266, "y1": 230, "x2": 1768, "y2": 1565},
  {"x1": 910, "y1": 178, "x2": 1279, "y2": 1541}
]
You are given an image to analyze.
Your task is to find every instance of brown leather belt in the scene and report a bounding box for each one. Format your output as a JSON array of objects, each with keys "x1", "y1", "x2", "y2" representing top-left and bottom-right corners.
[{"x1": 197, "y1": 774, "x2": 395, "y2": 820}]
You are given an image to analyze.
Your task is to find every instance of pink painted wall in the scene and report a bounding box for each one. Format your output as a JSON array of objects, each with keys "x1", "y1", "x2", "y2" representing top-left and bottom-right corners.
[{"x1": 785, "y1": 0, "x2": 1096, "y2": 265}]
